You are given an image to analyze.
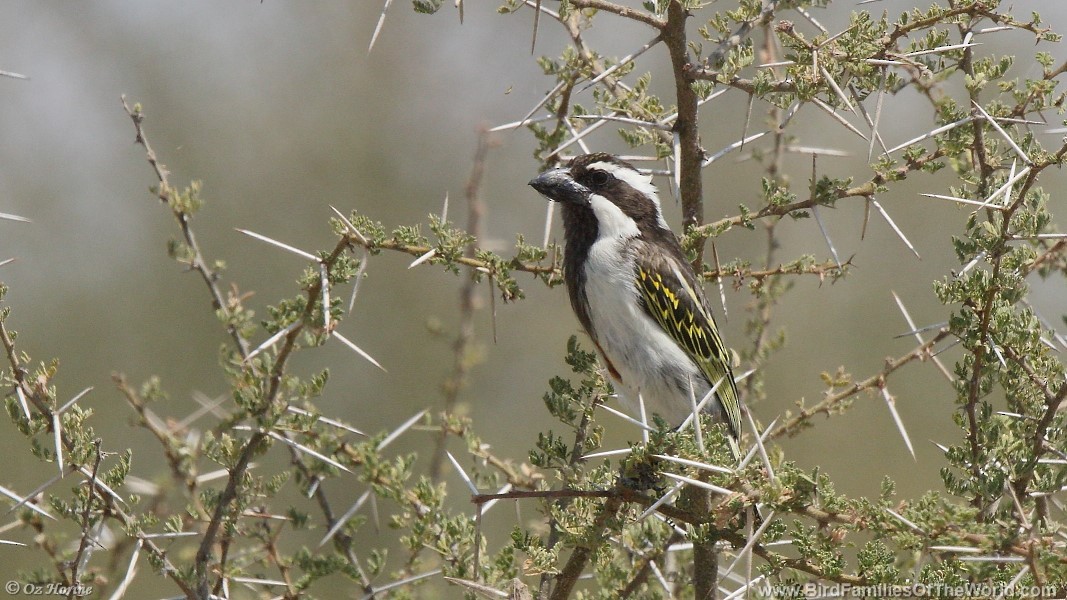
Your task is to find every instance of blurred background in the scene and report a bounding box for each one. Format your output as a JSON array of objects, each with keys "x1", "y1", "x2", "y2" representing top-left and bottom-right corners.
[{"x1": 1, "y1": 0, "x2": 1066, "y2": 595}]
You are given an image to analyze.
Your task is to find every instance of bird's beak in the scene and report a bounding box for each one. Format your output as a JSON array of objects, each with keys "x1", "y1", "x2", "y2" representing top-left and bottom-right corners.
[{"x1": 529, "y1": 168, "x2": 588, "y2": 205}]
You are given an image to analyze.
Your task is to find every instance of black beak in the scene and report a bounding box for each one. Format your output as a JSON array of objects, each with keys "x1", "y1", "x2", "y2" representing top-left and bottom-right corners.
[{"x1": 529, "y1": 168, "x2": 589, "y2": 205}]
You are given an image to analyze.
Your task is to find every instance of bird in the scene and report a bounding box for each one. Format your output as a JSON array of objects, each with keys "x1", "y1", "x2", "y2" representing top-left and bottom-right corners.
[{"x1": 529, "y1": 153, "x2": 742, "y2": 453}]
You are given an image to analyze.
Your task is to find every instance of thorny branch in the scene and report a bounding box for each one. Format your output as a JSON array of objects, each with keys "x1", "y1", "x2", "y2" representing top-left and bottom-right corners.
[
  {"x1": 470, "y1": 466, "x2": 1067, "y2": 588},
  {"x1": 121, "y1": 96, "x2": 252, "y2": 359},
  {"x1": 692, "y1": 149, "x2": 946, "y2": 240},
  {"x1": 430, "y1": 129, "x2": 495, "y2": 482},
  {"x1": 663, "y1": 0, "x2": 706, "y2": 257},
  {"x1": 68, "y1": 440, "x2": 104, "y2": 598},
  {"x1": 193, "y1": 235, "x2": 352, "y2": 598},
  {"x1": 121, "y1": 99, "x2": 377, "y2": 597},
  {"x1": 3, "y1": 1, "x2": 1067, "y2": 598},
  {"x1": 770, "y1": 331, "x2": 952, "y2": 440},
  {"x1": 349, "y1": 235, "x2": 847, "y2": 289},
  {"x1": 1, "y1": 318, "x2": 200, "y2": 599},
  {"x1": 569, "y1": 0, "x2": 665, "y2": 30}
]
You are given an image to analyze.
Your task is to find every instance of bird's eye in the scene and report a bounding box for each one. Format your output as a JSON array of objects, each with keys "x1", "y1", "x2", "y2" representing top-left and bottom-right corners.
[{"x1": 588, "y1": 170, "x2": 610, "y2": 189}]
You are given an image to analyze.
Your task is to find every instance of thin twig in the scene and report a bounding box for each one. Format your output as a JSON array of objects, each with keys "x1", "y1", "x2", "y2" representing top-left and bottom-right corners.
[
  {"x1": 120, "y1": 97, "x2": 252, "y2": 359},
  {"x1": 430, "y1": 130, "x2": 494, "y2": 482}
]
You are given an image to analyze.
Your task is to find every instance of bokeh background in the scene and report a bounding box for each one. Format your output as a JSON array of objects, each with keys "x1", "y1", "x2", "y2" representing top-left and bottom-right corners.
[{"x1": 1, "y1": 1, "x2": 1065, "y2": 595}]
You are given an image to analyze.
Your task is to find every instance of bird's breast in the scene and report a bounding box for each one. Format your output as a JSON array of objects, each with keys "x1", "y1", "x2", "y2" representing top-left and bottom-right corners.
[{"x1": 581, "y1": 236, "x2": 708, "y2": 424}]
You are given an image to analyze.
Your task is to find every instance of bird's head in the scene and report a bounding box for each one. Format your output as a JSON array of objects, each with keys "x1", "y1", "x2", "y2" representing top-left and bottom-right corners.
[{"x1": 529, "y1": 153, "x2": 668, "y2": 235}]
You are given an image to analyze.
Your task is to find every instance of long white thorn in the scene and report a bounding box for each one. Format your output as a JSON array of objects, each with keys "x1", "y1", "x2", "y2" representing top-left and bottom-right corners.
[
  {"x1": 478, "y1": 482, "x2": 513, "y2": 516},
  {"x1": 884, "y1": 507, "x2": 925, "y2": 534},
  {"x1": 778, "y1": 100, "x2": 802, "y2": 128},
  {"x1": 871, "y1": 198, "x2": 920, "y2": 259},
  {"x1": 739, "y1": 417, "x2": 778, "y2": 470},
  {"x1": 711, "y1": 242, "x2": 727, "y2": 321},
  {"x1": 920, "y1": 193, "x2": 1000, "y2": 209},
  {"x1": 745, "y1": 408, "x2": 776, "y2": 483},
  {"x1": 78, "y1": 466, "x2": 127, "y2": 506},
  {"x1": 58, "y1": 387, "x2": 93, "y2": 415},
  {"x1": 512, "y1": 80, "x2": 567, "y2": 132},
  {"x1": 332, "y1": 330, "x2": 387, "y2": 372},
  {"x1": 959, "y1": 251, "x2": 986, "y2": 275},
  {"x1": 810, "y1": 97, "x2": 868, "y2": 141},
  {"x1": 661, "y1": 87, "x2": 730, "y2": 126},
  {"x1": 861, "y1": 71, "x2": 889, "y2": 160},
  {"x1": 886, "y1": 117, "x2": 974, "y2": 155},
  {"x1": 245, "y1": 321, "x2": 300, "y2": 363},
  {"x1": 443, "y1": 577, "x2": 508, "y2": 599},
  {"x1": 260, "y1": 429, "x2": 352, "y2": 473},
  {"x1": 582, "y1": 448, "x2": 632, "y2": 460},
  {"x1": 359, "y1": 569, "x2": 442, "y2": 600},
  {"x1": 579, "y1": 35, "x2": 661, "y2": 92},
  {"x1": 447, "y1": 451, "x2": 479, "y2": 495},
  {"x1": 236, "y1": 229, "x2": 318, "y2": 261},
  {"x1": 287, "y1": 406, "x2": 367, "y2": 437},
  {"x1": 900, "y1": 41, "x2": 981, "y2": 58},
  {"x1": 319, "y1": 489, "x2": 372, "y2": 547},
  {"x1": 320, "y1": 264, "x2": 331, "y2": 330},
  {"x1": 599, "y1": 404, "x2": 656, "y2": 432},
  {"x1": 636, "y1": 481, "x2": 684, "y2": 521},
  {"x1": 377, "y1": 409, "x2": 428, "y2": 451},
  {"x1": 972, "y1": 101, "x2": 1032, "y2": 164},
  {"x1": 368, "y1": 0, "x2": 395, "y2": 53},
  {"x1": 329, "y1": 205, "x2": 369, "y2": 246},
  {"x1": 891, "y1": 291, "x2": 953, "y2": 382},
  {"x1": 52, "y1": 412, "x2": 64, "y2": 475},
  {"x1": 107, "y1": 539, "x2": 141, "y2": 600},
  {"x1": 541, "y1": 201, "x2": 555, "y2": 248},
  {"x1": 803, "y1": 8, "x2": 835, "y2": 34},
  {"x1": 661, "y1": 472, "x2": 733, "y2": 495},
  {"x1": 437, "y1": 191, "x2": 450, "y2": 222},
  {"x1": 348, "y1": 248, "x2": 370, "y2": 314},
  {"x1": 881, "y1": 386, "x2": 915, "y2": 459},
  {"x1": 635, "y1": 392, "x2": 650, "y2": 443},
  {"x1": 551, "y1": 116, "x2": 612, "y2": 156},
  {"x1": 571, "y1": 114, "x2": 670, "y2": 131},
  {"x1": 982, "y1": 166, "x2": 1030, "y2": 207},
  {"x1": 671, "y1": 131, "x2": 682, "y2": 202},
  {"x1": 652, "y1": 454, "x2": 733, "y2": 475},
  {"x1": 819, "y1": 66, "x2": 857, "y2": 116},
  {"x1": 811, "y1": 205, "x2": 842, "y2": 268},
  {"x1": 1002, "y1": 160, "x2": 1017, "y2": 207},
  {"x1": 13, "y1": 387, "x2": 30, "y2": 420},
  {"x1": 722, "y1": 509, "x2": 777, "y2": 577},
  {"x1": 488, "y1": 114, "x2": 555, "y2": 133},
  {"x1": 407, "y1": 248, "x2": 437, "y2": 269},
  {"x1": 687, "y1": 377, "x2": 704, "y2": 454},
  {"x1": 0, "y1": 212, "x2": 30, "y2": 223},
  {"x1": 564, "y1": 119, "x2": 591, "y2": 155},
  {"x1": 678, "y1": 377, "x2": 725, "y2": 430},
  {"x1": 703, "y1": 132, "x2": 769, "y2": 166},
  {"x1": 1, "y1": 482, "x2": 57, "y2": 520},
  {"x1": 785, "y1": 145, "x2": 851, "y2": 157}
]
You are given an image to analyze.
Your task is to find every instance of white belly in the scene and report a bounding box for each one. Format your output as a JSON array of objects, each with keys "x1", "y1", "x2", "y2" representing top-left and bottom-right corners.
[{"x1": 583, "y1": 236, "x2": 712, "y2": 425}]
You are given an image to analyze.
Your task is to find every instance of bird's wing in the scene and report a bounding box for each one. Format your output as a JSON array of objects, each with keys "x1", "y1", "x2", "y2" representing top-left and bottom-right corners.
[{"x1": 633, "y1": 239, "x2": 741, "y2": 439}]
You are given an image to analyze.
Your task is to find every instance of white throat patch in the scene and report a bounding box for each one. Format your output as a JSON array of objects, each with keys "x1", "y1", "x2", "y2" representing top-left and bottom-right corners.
[
  {"x1": 586, "y1": 161, "x2": 670, "y2": 231},
  {"x1": 589, "y1": 194, "x2": 639, "y2": 240}
]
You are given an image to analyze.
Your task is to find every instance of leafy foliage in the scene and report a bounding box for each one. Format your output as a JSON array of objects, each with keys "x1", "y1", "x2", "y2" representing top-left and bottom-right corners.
[{"x1": 2, "y1": 1, "x2": 1067, "y2": 598}]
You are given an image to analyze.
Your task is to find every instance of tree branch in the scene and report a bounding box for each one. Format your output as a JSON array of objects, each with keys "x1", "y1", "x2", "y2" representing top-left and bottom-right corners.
[
  {"x1": 663, "y1": 1, "x2": 706, "y2": 262},
  {"x1": 770, "y1": 331, "x2": 952, "y2": 439},
  {"x1": 120, "y1": 96, "x2": 252, "y2": 359}
]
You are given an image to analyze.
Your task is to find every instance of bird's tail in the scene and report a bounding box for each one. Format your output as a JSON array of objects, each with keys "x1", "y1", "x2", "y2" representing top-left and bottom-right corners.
[{"x1": 727, "y1": 434, "x2": 741, "y2": 462}]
